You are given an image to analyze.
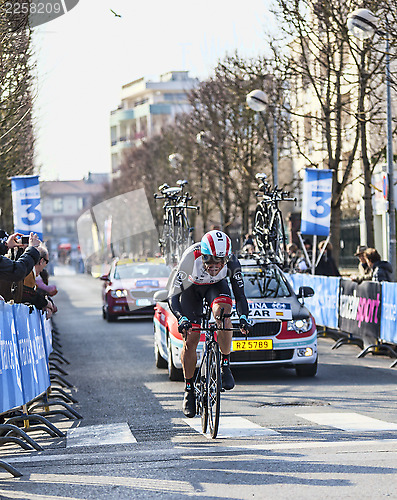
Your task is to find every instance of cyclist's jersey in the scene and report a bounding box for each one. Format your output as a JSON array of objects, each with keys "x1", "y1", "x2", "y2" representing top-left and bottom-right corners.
[{"x1": 168, "y1": 242, "x2": 249, "y2": 322}]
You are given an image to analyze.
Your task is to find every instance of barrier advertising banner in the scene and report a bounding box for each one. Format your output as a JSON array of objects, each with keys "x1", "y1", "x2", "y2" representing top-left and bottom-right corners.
[
  {"x1": 287, "y1": 273, "x2": 340, "y2": 329},
  {"x1": 301, "y1": 168, "x2": 333, "y2": 236},
  {"x1": 379, "y1": 282, "x2": 397, "y2": 344},
  {"x1": 0, "y1": 302, "x2": 24, "y2": 413},
  {"x1": 11, "y1": 175, "x2": 43, "y2": 240},
  {"x1": 339, "y1": 279, "x2": 381, "y2": 343}
]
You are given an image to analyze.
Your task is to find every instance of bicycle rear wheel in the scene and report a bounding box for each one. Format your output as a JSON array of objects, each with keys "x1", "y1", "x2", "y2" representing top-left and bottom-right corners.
[
  {"x1": 206, "y1": 343, "x2": 221, "y2": 438},
  {"x1": 253, "y1": 205, "x2": 267, "y2": 253},
  {"x1": 269, "y1": 209, "x2": 287, "y2": 267},
  {"x1": 194, "y1": 361, "x2": 208, "y2": 433}
]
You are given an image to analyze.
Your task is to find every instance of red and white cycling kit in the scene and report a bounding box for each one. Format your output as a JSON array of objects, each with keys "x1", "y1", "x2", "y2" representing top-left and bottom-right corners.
[{"x1": 168, "y1": 243, "x2": 249, "y2": 325}]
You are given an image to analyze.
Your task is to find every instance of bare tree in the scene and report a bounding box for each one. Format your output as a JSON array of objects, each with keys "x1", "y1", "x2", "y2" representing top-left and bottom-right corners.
[
  {"x1": 271, "y1": 0, "x2": 397, "y2": 262},
  {"x1": 0, "y1": 1, "x2": 35, "y2": 230}
]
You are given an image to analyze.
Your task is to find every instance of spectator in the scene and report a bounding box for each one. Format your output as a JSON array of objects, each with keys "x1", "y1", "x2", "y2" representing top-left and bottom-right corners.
[
  {"x1": 351, "y1": 245, "x2": 372, "y2": 284},
  {"x1": 297, "y1": 239, "x2": 312, "y2": 273},
  {"x1": 0, "y1": 231, "x2": 41, "y2": 282},
  {"x1": 22, "y1": 245, "x2": 57, "y2": 318},
  {"x1": 242, "y1": 234, "x2": 255, "y2": 254},
  {"x1": 315, "y1": 240, "x2": 340, "y2": 277},
  {"x1": 285, "y1": 243, "x2": 301, "y2": 272},
  {"x1": 363, "y1": 248, "x2": 393, "y2": 282},
  {"x1": 36, "y1": 268, "x2": 58, "y2": 297}
]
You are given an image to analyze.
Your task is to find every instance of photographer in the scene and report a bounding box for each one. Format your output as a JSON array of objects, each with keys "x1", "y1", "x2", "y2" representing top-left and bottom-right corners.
[
  {"x1": 22, "y1": 245, "x2": 57, "y2": 319},
  {"x1": 0, "y1": 231, "x2": 41, "y2": 282}
]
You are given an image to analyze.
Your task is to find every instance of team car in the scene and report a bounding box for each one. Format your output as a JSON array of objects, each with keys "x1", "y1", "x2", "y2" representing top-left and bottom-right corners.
[
  {"x1": 153, "y1": 257, "x2": 317, "y2": 378},
  {"x1": 100, "y1": 258, "x2": 171, "y2": 321}
]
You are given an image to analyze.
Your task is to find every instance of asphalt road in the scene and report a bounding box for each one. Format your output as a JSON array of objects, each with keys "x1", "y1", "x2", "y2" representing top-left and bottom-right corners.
[{"x1": 1, "y1": 272, "x2": 397, "y2": 499}]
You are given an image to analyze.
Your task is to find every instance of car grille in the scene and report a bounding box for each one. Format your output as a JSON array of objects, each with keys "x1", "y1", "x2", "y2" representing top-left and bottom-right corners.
[
  {"x1": 231, "y1": 349, "x2": 294, "y2": 362},
  {"x1": 233, "y1": 321, "x2": 281, "y2": 338},
  {"x1": 129, "y1": 290, "x2": 155, "y2": 299}
]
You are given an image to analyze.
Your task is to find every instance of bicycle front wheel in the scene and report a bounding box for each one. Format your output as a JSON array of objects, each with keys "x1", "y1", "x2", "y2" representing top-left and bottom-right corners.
[{"x1": 206, "y1": 343, "x2": 221, "y2": 438}]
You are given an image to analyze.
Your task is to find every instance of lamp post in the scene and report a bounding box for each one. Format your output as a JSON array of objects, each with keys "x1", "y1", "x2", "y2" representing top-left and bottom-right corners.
[
  {"x1": 246, "y1": 89, "x2": 278, "y2": 187},
  {"x1": 347, "y1": 8, "x2": 395, "y2": 278}
]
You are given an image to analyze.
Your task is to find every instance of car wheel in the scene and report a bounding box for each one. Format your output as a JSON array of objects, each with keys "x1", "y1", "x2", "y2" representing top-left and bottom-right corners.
[
  {"x1": 167, "y1": 336, "x2": 183, "y2": 381},
  {"x1": 155, "y1": 340, "x2": 168, "y2": 369},
  {"x1": 296, "y1": 359, "x2": 318, "y2": 377},
  {"x1": 105, "y1": 307, "x2": 117, "y2": 322}
]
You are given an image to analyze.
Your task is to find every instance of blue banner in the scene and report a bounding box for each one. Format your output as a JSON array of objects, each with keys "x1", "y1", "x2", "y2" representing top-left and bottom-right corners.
[
  {"x1": 301, "y1": 168, "x2": 333, "y2": 236},
  {"x1": 12, "y1": 304, "x2": 49, "y2": 403},
  {"x1": 287, "y1": 273, "x2": 340, "y2": 329},
  {"x1": 0, "y1": 302, "x2": 25, "y2": 413},
  {"x1": 380, "y1": 282, "x2": 397, "y2": 343},
  {"x1": 11, "y1": 175, "x2": 43, "y2": 240},
  {"x1": 27, "y1": 309, "x2": 51, "y2": 394}
]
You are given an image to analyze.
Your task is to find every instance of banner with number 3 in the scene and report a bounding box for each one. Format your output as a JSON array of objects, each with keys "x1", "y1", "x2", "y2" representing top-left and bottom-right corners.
[
  {"x1": 301, "y1": 168, "x2": 333, "y2": 236},
  {"x1": 11, "y1": 175, "x2": 43, "y2": 240}
]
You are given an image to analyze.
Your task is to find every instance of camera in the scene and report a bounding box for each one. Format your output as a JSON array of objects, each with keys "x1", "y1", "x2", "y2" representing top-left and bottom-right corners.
[{"x1": 21, "y1": 235, "x2": 29, "y2": 244}]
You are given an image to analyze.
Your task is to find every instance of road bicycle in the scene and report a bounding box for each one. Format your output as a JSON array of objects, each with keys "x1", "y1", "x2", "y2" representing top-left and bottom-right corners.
[
  {"x1": 154, "y1": 180, "x2": 199, "y2": 265},
  {"x1": 253, "y1": 173, "x2": 295, "y2": 267},
  {"x1": 192, "y1": 302, "x2": 242, "y2": 439}
]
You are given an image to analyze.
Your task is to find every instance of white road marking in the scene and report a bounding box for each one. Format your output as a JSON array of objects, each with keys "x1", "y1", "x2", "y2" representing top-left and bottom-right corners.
[
  {"x1": 297, "y1": 412, "x2": 397, "y2": 432},
  {"x1": 66, "y1": 423, "x2": 137, "y2": 447},
  {"x1": 184, "y1": 416, "x2": 281, "y2": 439}
]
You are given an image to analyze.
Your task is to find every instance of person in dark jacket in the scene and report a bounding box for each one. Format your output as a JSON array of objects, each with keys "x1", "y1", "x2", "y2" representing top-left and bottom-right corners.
[
  {"x1": 315, "y1": 240, "x2": 340, "y2": 277},
  {"x1": 0, "y1": 231, "x2": 41, "y2": 282},
  {"x1": 351, "y1": 245, "x2": 372, "y2": 283},
  {"x1": 364, "y1": 248, "x2": 393, "y2": 282}
]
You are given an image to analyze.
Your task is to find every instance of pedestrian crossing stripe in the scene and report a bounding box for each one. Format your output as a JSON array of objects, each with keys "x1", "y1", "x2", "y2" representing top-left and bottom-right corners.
[
  {"x1": 297, "y1": 412, "x2": 397, "y2": 432},
  {"x1": 183, "y1": 416, "x2": 281, "y2": 439},
  {"x1": 67, "y1": 423, "x2": 137, "y2": 447}
]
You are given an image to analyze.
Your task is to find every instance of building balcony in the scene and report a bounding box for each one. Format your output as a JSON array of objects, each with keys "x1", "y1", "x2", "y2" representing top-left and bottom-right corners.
[{"x1": 110, "y1": 108, "x2": 135, "y2": 126}]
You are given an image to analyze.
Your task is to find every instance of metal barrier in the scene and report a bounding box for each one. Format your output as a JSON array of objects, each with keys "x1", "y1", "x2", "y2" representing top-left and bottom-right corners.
[
  {"x1": 0, "y1": 302, "x2": 81, "y2": 477},
  {"x1": 286, "y1": 274, "x2": 397, "y2": 367}
]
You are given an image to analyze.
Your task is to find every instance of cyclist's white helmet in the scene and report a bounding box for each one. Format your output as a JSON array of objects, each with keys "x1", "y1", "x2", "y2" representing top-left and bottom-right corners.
[{"x1": 200, "y1": 230, "x2": 232, "y2": 259}]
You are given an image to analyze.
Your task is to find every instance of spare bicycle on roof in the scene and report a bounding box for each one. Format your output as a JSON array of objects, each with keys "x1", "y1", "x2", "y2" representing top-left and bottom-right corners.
[{"x1": 154, "y1": 180, "x2": 199, "y2": 266}]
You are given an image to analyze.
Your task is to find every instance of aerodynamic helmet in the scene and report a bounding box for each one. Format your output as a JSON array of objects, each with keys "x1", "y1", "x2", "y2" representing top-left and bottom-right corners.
[{"x1": 200, "y1": 230, "x2": 231, "y2": 262}]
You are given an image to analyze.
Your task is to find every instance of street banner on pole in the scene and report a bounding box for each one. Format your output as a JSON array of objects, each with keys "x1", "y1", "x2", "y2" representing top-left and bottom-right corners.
[
  {"x1": 301, "y1": 169, "x2": 333, "y2": 236},
  {"x1": 11, "y1": 175, "x2": 43, "y2": 240}
]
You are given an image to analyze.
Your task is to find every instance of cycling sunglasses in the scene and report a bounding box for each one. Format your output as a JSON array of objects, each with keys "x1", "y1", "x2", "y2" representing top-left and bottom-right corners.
[{"x1": 202, "y1": 254, "x2": 228, "y2": 264}]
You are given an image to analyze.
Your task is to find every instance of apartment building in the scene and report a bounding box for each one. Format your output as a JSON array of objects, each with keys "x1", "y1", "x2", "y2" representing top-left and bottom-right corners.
[
  {"x1": 110, "y1": 70, "x2": 199, "y2": 175},
  {"x1": 40, "y1": 173, "x2": 109, "y2": 260}
]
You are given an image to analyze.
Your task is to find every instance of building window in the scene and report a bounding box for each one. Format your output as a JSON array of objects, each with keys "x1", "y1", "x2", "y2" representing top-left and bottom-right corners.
[
  {"x1": 77, "y1": 197, "x2": 85, "y2": 211},
  {"x1": 44, "y1": 221, "x2": 53, "y2": 234},
  {"x1": 53, "y1": 198, "x2": 63, "y2": 213},
  {"x1": 66, "y1": 220, "x2": 75, "y2": 234}
]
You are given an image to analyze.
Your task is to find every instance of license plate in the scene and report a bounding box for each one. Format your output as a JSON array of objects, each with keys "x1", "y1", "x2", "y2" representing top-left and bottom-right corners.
[
  {"x1": 136, "y1": 299, "x2": 152, "y2": 306},
  {"x1": 232, "y1": 339, "x2": 273, "y2": 351}
]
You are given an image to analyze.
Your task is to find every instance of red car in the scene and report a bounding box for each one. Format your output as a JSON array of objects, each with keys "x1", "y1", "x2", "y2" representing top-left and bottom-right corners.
[{"x1": 100, "y1": 258, "x2": 171, "y2": 322}]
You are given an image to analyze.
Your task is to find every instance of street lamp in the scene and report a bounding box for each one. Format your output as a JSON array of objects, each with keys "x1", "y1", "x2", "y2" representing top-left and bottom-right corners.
[
  {"x1": 246, "y1": 89, "x2": 278, "y2": 187},
  {"x1": 347, "y1": 9, "x2": 395, "y2": 278}
]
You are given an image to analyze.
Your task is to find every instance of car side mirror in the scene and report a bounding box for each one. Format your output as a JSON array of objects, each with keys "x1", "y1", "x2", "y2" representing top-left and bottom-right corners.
[
  {"x1": 298, "y1": 286, "x2": 314, "y2": 299},
  {"x1": 100, "y1": 275, "x2": 110, "y2": 281},
  {"x1": 154, "y1": 290, "x2": 168, "y2": 302}
]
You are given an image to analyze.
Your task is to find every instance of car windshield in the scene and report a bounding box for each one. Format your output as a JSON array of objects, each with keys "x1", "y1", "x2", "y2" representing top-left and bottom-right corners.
[
  {"x1": 240, "y1": 265, "x2": 292, "y2": 299},
  {"x1": 114, "y1": 263, "x2": 171, "y2": 280}
]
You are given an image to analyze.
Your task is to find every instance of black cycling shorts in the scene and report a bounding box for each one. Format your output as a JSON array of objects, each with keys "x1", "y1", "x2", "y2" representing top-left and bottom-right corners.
[{"x1": 179, "y1": 279, "x2": 232, "y2": 324}]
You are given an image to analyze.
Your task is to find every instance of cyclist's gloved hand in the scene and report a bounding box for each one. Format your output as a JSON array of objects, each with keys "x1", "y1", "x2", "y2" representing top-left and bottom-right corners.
[
  {"x1": 239, "y1": 315, "x2": 252, "y2": 334},
  {"x1": 178, "y1": 316, "x2": 192, "y2": 337}
]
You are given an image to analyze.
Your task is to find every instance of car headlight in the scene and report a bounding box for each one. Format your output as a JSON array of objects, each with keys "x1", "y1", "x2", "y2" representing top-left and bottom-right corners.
[
  {"x1": 110, "y1": 289, "x2": 128, "y2": 298},
  {"x1": 287, "y1": 317, "x2": 312, "y2": 334}
]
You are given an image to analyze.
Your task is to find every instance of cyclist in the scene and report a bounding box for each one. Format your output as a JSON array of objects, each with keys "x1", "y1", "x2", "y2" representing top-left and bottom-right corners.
[{"x1": 168, "y1": 229, "x2": 251, "y2": 418}]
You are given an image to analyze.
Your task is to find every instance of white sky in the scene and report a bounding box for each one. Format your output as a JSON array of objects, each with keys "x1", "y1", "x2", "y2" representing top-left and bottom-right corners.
[{"x1": 32, "y1": 0, "x2": 274, "y2": 181}]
